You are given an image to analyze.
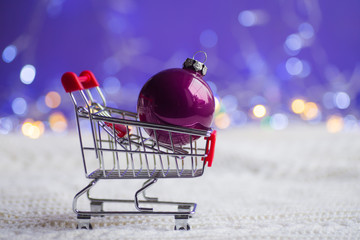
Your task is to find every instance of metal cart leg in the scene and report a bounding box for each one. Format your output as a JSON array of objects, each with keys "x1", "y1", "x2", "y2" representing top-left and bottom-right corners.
[
  {"x1": 73, "y1": 179, "x2": 99, "y2": 229},
  {"x1": 134, "y1": 178, "x2": 158, "y2": 211},
  {"x1": 90, "y1": 201, "x2": 104, "y2": 217},
  {"x1": 142, "y1": 179, "x2": 159, "y2": 202}
]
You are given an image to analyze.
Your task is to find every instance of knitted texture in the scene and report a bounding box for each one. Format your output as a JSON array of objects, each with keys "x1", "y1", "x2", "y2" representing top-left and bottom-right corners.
[{"x1": 1, "y1": 126, "x2": 359, "y2": 239}]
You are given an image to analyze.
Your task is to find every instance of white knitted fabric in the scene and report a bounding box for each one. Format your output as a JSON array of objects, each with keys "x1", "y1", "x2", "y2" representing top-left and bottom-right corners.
[{"x1": 1, "y1": 125, "x2": 359, "y2": 239}]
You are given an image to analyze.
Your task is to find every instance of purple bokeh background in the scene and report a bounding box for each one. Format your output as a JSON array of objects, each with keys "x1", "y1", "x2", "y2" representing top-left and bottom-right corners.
[{"x1": 1, "y1": 0, "x2": 360, "y2": 135}]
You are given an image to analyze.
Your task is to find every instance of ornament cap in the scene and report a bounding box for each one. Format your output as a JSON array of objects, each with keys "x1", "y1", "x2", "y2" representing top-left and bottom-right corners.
[{"x1": 183, "y1": 51, "x2": 208, "y2": 76}]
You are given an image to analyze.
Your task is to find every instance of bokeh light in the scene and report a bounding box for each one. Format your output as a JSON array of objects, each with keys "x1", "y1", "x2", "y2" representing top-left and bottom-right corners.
[
  {"x1": 253, "y1": 105, "x2": 267, "y2": 118},
  {"x1": 298, "y1": 60, "x2": 311, "y2": 78},
  {"x1": 20, "y1": 64, "x2": 36, "y2": 84},
  {"x1": 334, "y1": 92, "x2": 350, "y2": 109},
  {"x1": 291, "y1": 99, "x2": 305, "y2": 114},
  {"x1": 286, "y1": 57, "x2": 303, "y2": 76},
  {"x1": 344, "y1": 115, "x2": 358, "y2": 130},
  {"x1": 301, "y1": 102, "x2": 319, "y2": 121},
  {"x1": 12, "y1": 97, "x2": 27, "y2": 115},
  {"x1": 0, "y1": 1, "x2": 360, "y2": 134},
  {"x1": 326, "y1": 115, "x2": 344, "y2": 133},
  {"x1": 45, "y1": 91, "x2": 61, "y2": 108},
  {"x1": 21, "y1": 119, "x2": 44, "y2": 139},
  {"x1": 238, "y1": 10, "x2": 256, "y2": 27},
  {"x1": 214, "y1": 97, "x2": 221, "y2": 114},
  {"x1": 200, "y1": 29, "x2": 218, "y2": 48},
  {"x1": 285, "y1": 34, "x2": 303, "y2": 54},
  {"x1": 0, "y1": 117, "x2": 14, "y2": 134},
  {"x1": 49, "y1": 112, "x2": 68, "y2": 132},
  {"x1": 221, "y1": 95, "x2": 238, "y2": 113},
  {"x1": 103, "y1": 76, "x2": 121, "y2": 94},
  {"x1": 214, "y1": 112, "x2": 231, "y2": 129},
  {"x1": 270, "y1": 113, "x2": 289, "y2": 130},
  {"x1": 231, "y1": 110, "x2": 247, "y2": 126},
  {"x1": 298, "y1": 22, "x2": 315, "y2": 39},
  {"x1": 33, "y1": 120, "x2": 45, "y2": 135},
  {"x1": 2, "y1": 45, "x2": 17, "y2": 63}
]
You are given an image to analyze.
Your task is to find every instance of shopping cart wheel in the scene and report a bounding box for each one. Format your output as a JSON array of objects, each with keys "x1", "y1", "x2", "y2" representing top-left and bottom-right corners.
[
  {"x1": 174, "y1": 223, "x2": 191, "y2": 231},
  {"x1": 174, "y1": 214, "x2": 190, "y2": 231},
  {"x1": 76, "y1": 215, "x2": 92, "y2": 230},
  {"x1": 76, "y1": 223, "x2": 93, "y2": 230}
]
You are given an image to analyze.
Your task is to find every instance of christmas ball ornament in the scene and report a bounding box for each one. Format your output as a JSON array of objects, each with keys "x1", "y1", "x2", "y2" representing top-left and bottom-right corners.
[{"x1": 137, "y1": 51, "x2": 215, "y2": 146}]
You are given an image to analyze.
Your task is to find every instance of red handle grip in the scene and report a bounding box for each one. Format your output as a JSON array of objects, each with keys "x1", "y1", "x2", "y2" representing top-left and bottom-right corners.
[
  {"x1": 61, "y1": 70, "x2": 99, "y2": 93},
  {"x1": 203, "y1": 130, "x2": 216, "y2": 167}
]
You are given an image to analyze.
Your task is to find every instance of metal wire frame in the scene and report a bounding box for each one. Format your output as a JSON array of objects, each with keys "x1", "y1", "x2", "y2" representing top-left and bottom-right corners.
[{"x1": 69, "y1": 88, "x2": 212, "y2": 180}]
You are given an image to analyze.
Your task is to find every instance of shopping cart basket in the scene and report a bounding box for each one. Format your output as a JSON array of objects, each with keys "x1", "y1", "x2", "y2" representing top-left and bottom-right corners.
[{"x1": 61, "y1": 70, "x2": 216, "y2": 230}]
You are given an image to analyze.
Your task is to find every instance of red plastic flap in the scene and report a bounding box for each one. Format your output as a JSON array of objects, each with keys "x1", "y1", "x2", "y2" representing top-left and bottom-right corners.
[
  {"x1": 79, "y1": 70, "x2": 99, "y2": 89},
  {"x1": 61, "y1": 72, "x2": 84, "y2": 93},
  {"x1": 105, "y1": 122, "x2": 127, "y2": 138},
  {"x1": 203, "y1": 130, "x2": 216, "y2": 167}
]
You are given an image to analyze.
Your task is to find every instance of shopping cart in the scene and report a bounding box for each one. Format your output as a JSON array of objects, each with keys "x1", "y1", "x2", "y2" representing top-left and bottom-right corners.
[{"x1": 61, "y1": 70, "x2": 217, "y2": 230}]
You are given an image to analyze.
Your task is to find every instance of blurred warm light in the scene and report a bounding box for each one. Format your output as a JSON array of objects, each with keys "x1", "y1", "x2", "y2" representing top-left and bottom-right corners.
[
  {"x1": 49, "y1": 112, "x2": 68, "y2": 132},
  {"x1": 253, "y1": 104, "x2": 266, "y2": 118},
  {"x1": 21, "y1": 119, "x2": 44, "y2": 139},
  {"x1": 301, "y1": 102, "x2": 319, "y2": 120},
  {"x1": 45, "y1": 91, "x2": 61, "y2": 108},
  {"x1": 326, "y1": 115, "x2": 344, "y2": 133},
  {"x1": 21, "y1": 121, "x2": 33, "y2": 136},
  {"x1": 33, "y1": 121, "x2": 45, "y2": 135},
  {"x1": 214, "y1": 112, "x2": 231, "y2": 129},
  {"x1": 291, "y1": 99, "x2": 305, "y2": 114},
  {"x1": 214, "y1": 97, "x2": 221, "y2": 114}
]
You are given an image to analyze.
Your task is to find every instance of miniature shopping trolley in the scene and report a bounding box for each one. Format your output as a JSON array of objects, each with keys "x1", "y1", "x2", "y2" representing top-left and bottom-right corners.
[{"x1": 61, "y1": 70, "x2": 216, "y2": 230}]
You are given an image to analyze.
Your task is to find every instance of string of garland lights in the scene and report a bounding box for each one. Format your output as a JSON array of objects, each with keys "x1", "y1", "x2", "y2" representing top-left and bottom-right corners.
[{"x1": 1, "y1": 0, "x2": 360, "y2": 139}]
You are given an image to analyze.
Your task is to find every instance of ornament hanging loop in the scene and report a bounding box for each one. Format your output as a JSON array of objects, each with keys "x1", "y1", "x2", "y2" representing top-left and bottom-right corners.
[
  {"x1": 183, "y1": 51, "x2": 208, "y2": 76},
  {"x1": 192, "y1": 50, "x2": 207, "y2": 64}
]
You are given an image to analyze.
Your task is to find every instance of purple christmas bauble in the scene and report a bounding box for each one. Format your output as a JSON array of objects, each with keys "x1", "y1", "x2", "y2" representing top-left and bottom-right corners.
[{"x1": 137, "y1": 58, "x2": 215, "y2": 146}]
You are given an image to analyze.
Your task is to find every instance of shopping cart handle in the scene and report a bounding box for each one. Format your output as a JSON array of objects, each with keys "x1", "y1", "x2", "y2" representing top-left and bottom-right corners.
[
  {"x1": 203, "y1": 130, "x2": 216, "y2": 167},
  {"x1": 61, "y1": 70, "x2": 99, "y2": 93},
  {"x1": 79, "y1": 70, "x2": 99, "y2": 89}
]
